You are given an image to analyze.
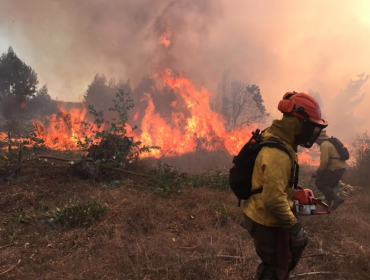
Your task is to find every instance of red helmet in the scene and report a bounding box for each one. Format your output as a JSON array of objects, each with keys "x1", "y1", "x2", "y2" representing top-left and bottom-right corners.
[
  {"x1": 278, "y1": 92, "x2": 328, "y2": 148},
  {"x1": 278, "y1": 92, "x2": 327, "y2": 126}
]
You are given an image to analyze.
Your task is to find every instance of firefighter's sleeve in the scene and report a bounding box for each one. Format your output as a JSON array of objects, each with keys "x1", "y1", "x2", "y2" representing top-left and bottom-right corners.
[
  {"x1": 260, "y1": 148, "x2": 297, "y2": 228},
  {"x1": 318, "y1": 143, "x2": 330, "y2": 171}
]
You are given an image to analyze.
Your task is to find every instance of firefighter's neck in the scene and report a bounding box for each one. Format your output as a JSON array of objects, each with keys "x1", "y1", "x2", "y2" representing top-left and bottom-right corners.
[{"x1": 267, "y1": 116, "x2": 303, "y2": 152}]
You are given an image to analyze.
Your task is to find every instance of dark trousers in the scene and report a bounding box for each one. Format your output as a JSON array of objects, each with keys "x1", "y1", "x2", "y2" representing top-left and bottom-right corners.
[
  {"x1": 315, "y1": 169, "x2": 346, "y2": 204},
  {"x1": 243, "y1": 215, "x2": 293, "y2": 280}
]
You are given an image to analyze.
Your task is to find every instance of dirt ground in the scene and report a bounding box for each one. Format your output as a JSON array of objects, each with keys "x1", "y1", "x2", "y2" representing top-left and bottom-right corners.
[{"x1": 0, "y1": 152, "x2": 370, "y2": 280}]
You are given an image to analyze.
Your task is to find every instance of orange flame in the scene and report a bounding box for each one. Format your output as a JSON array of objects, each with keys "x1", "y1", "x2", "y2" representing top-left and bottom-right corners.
[
  {"x1": 159, "y1": 28, "x2": 172, "y2": 47},
  {"x1": 133, "y1": 111, "x2": 139, "y2": 122},
  {"x1": 31, "y1": 106, "x2": 100, "y2": 151},
  {"x1": 136, "y1": 69, "x2": 255, "y2": 157},
  {"x1": 19, "y1": 68, "x2": 255, "y2": 157},
  {"x1": 0, "y1": 132, "x2": 6, "y2": 141},
  {"x1": 0, "y1": 67, "x2": 322, "y2": 167},
  {"x1": 298, "y1": 147, "x2": 320, "y2": 166}
]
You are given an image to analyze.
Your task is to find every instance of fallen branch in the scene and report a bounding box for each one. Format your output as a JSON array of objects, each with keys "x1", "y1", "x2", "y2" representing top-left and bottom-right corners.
[
  {"x1": 177, "y1": 244, "x2": 201, "y2": 251},
  {"x1": 289, "y1": 271, "x2": 338, "y2": 278},
  {"x1": 38, "y1": 155, "x2": 74, "y2": 162},
  {"x1": 0, "y1": 243, "x2": 14, "y2": 250},
  {"x1": 216, "y1": 255, "x2": 242, "y2": 260},
  {"x1": 0, "y1": 259, "x2": 21, "y2": 275},
  {"x1": 185, "y1": 254, "x2": 243, "y2": 260},
  {"x1": 38, "y1": 156, "x2": 158, "y2": 179},
  {"x1": 302, "y1": 253, "x2": 353, "y2": 259}
]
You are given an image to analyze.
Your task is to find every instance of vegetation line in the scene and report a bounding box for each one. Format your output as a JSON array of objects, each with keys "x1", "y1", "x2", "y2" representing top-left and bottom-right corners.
[
  {"x1": 0, "y1": 259, "x2": 21, "y2": 275},
  {"x1": 125, "y1": 183, "x2": 180, "y2": 192}
]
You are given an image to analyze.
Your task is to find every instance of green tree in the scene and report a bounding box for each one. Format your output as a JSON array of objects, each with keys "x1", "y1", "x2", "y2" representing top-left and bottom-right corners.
[{"x1": 0, "y1": 46, "x2": 39, "y2": 129}]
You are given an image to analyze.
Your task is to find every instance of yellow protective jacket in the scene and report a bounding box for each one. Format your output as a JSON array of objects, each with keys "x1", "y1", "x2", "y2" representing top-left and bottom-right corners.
[
  {"x1": 242, "y1": 116, "x2": 301, "y2": 228},
  {"x1": 318, "y1": 141, "x2": 347, "y2": 171}
]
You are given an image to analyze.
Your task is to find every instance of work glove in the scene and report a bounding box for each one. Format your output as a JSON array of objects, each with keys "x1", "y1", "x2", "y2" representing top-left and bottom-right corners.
[{"x1": 287, "y1": 222, "x2": 308, "y2": 271}]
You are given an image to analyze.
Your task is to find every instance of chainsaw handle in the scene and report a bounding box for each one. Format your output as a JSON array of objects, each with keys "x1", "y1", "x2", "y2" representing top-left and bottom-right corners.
[{"x1": 312, "y1": 198, "x2": 331, "y2": 215}]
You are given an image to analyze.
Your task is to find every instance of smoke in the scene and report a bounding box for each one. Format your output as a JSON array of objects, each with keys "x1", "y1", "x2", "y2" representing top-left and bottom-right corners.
[
  {"x1": 328, "y1": 74, "x2": 369, "y2": 143},
  {"x1": 0, "y1": 0, "x2": 370, "y2": 142}
]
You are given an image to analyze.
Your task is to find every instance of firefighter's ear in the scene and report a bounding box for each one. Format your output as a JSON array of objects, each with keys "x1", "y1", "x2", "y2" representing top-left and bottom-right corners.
[{"x1": 278, "y1": 99, "x2": 295, "y2": 114}]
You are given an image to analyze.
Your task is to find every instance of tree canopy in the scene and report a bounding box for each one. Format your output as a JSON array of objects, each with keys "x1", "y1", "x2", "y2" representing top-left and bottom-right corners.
[
  {"x1": 83, "y1": 74, "x2": 131, "y2": 119},
  {"x1": 0, "y1": 47, "x2": 39, "y2": 126},
  {"x1": 217, "y1": 71, "x2": 269, "y2": 129}
]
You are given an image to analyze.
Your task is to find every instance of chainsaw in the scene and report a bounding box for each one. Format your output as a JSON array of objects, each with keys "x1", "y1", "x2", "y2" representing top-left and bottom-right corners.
[{"x1": 292, "y1": 188, "x2": 330, "y2": 215}]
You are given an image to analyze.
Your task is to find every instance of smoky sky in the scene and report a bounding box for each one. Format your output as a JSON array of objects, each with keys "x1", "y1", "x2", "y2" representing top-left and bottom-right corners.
[{"x1": 0, "y1": 0, "x2": 370, "y2": 143}]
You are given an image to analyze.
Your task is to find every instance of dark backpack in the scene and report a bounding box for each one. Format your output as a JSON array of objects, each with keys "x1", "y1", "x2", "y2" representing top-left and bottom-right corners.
[
  {"x1": 229, "y1": 129, "x2": 299, "y2": 206},
  {"x1": 325, "y1": 137, "x2": 350, "y2": 161}
]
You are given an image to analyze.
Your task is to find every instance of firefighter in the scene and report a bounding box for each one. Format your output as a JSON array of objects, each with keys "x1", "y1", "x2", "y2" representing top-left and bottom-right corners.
[
  {"x1": 242, "y1": 92, "x2": 328, "y2": 280},
  {"x1": 313, "y1": 131, "x2": 347, "y2": 210}
]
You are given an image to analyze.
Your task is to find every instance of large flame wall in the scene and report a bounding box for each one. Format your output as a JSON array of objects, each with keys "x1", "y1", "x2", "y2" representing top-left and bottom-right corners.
[{"x1": 23, "y1": 68, "x2": 319, "y2": 165}]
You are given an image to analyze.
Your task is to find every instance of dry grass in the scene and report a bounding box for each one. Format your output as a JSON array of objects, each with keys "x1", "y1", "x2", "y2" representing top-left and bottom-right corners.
[{"x1": 0, "y1": 153, "x2": 370, "y2": 279}]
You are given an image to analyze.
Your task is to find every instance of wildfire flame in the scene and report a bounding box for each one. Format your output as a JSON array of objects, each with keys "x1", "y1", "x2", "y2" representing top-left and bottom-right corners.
[
  {"x1": 135, "y1": 69, "x2": 255, "y2": 157},
  {"x1": 298, "y1": 146, "x2": 320, "y2": 166},
  {"x1": 0, "y1": 68, "x2": 321, "y2": 166},
  {"x1": 31, "y1": 106, "x2": 100, "y2": 151},
  {"x1": 159, "y1": 28, "x2": 172, "y2": 47},
  {"x1": 0, "y1": 132, "x2": 6, "y2": 141}
]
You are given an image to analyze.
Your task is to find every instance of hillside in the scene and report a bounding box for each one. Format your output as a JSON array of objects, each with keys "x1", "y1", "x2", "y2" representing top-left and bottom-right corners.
[{"x1": 0, "y1": 151, "x2": 369, "y2": 280}]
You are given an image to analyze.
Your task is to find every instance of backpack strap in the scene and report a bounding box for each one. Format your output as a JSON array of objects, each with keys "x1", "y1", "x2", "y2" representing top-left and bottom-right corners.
[
  {"x1": 260, "y1": 140, "x2": 299, "y2": 189},
  {"x1": 238, "y1": 188, "x2": 263, "y2": 207}
]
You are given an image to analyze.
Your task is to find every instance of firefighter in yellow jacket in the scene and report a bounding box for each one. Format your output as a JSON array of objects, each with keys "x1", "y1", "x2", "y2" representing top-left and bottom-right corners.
[
  {"x1": 242, "y1": 92, "x2": 328, "y2": 280},
  {"x1": 313, "y1": 131, "x2": 347, "y2": 210}
]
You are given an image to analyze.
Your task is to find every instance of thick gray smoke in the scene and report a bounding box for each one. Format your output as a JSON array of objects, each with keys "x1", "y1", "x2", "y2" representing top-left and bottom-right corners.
[
  {"x1": 0, "y1": 0, "x2": 370, "y2": 143},
  {"x1": 0, "y1": 0, "x2": 223, "y2": 99}
]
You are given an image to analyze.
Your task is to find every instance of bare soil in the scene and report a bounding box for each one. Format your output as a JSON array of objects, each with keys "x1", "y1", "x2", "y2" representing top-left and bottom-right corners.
[{"x1": 0, "y1": 152, "x2": 370, "y2": 280}]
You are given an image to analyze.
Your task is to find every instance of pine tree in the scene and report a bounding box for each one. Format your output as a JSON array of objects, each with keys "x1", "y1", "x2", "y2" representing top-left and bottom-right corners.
[{"x1": 0, "y1": 46, "x2": 39, "y2": 128}]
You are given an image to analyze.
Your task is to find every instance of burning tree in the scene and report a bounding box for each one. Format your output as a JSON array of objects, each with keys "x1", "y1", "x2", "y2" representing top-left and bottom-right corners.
[{"x1": 13, "y1": 69, "x2": 259, "y2": 158}]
